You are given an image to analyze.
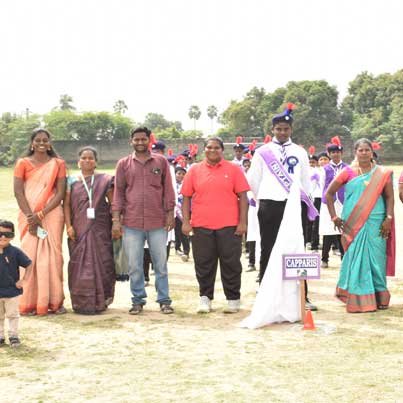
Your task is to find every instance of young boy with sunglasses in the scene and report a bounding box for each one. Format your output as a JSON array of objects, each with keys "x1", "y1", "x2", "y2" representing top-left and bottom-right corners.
[{"x1": 0, "y1": 220, "x2": 32, "y2": 347}]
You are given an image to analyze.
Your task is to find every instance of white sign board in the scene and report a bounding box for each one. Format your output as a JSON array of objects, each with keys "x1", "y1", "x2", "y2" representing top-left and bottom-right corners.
[{"x1": 282, "y1": 253, "x2": 321, "y2": 280}]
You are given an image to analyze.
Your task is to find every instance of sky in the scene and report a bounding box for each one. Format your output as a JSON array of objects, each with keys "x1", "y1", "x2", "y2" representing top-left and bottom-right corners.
[{"x1": 0, "y1": 0, "x2": 402, "y2": 132}]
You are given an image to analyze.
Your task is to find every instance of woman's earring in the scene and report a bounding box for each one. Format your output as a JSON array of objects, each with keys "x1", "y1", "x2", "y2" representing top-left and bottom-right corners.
[{"x1": 31, "y1": 145, "x2": 34, "y2": 151}]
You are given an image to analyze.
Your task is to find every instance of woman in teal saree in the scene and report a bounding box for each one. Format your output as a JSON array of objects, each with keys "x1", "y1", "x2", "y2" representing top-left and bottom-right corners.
[{"x1": 325, "y1": 139, "x2": 395, "y2": 313}]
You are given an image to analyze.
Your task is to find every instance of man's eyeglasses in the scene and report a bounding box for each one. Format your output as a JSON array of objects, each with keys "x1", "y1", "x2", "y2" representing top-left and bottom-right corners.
[{"x1": 0, "y1": 231, "x2": 14, "y2": 238}]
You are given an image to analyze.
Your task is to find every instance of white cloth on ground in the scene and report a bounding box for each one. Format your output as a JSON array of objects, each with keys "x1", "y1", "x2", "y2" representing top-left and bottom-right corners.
[{"x1": 240, "y1": 181, "x2": 304, "y2": 329}]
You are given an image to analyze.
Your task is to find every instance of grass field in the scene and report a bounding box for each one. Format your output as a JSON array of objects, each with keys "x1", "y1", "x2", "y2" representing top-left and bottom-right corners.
[{"x1": 0, "y1": 166, "x2": 402, "y2": 403}]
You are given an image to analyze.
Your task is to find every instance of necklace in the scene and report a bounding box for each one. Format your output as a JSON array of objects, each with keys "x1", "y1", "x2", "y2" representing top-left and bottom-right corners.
[{"x1": 358, "y1": 162, "x2": 373, "y2": 176}]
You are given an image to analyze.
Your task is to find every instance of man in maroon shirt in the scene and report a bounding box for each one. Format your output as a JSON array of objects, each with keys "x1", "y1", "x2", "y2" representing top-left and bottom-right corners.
[{"x1": 112, "y1": 127, "x2": 176, "y2": 315}]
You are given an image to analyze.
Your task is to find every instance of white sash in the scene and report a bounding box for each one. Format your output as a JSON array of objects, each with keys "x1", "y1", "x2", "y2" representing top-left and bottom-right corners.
[{"x1": 240, "y1": 181, "x2": 304, "y2": 329}]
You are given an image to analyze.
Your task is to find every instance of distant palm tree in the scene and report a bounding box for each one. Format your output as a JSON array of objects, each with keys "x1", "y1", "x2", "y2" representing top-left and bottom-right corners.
[
  {"x1": 188, "y1": 105, "x2": 201, "y2": 130},
  {"x1": 207, "y1": 105, "x2": 218, "y2": 133},
  {"x1": 113, "y1": 100, "x2": 128, "y2": 114},
  {"x1": 59, "y1": 94, "x2": 75, "y2": 111}
]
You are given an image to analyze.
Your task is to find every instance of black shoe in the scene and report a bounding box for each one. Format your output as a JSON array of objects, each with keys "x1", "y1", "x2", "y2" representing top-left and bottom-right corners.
[
  {"x1": 305, "y1": 300, "x2": 318, "y2": 311},
  {"x1": 246, "y1": 265, "x2": 256, "y2": 272},
  {"x1": 160, "y1": 304, "x2": 174, "y2": 314},
  {"x1": 0, "y1": 337, "x2": 5, "y2": 346},
  {"x1": 9, "y1": 336, "x2": 21, "y2": 348},
  {"x1": 129, "y1": 304, "x2": 143, "y2": 315}
]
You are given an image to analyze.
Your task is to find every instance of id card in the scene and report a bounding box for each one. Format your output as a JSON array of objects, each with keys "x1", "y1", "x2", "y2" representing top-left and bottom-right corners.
[
  {"x1": 37, "y1": 226, "x2": 48, "y2": 239},
  {"x1": 87, "y1": 208, "x2": 95, "y2": 219}
]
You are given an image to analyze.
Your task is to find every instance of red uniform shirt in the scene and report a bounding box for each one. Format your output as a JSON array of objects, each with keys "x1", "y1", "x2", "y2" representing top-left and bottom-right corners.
[{"x1": 181, "y1": 159, "x2": 250, "y2": 230}]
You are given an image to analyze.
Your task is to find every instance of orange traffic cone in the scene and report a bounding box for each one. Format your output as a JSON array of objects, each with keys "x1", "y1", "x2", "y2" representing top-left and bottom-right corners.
[{"x1": 303, "y1": 310, "x2": 316, "y2": 330}]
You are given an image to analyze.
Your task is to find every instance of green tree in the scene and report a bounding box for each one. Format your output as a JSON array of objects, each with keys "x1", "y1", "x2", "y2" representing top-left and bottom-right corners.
[
  {"x1": 188, "y1": 105, "x2": 201, "y2": 130},
  {"x1": 143, "y1": 113, "x2": 182, "y2": 132},
  {"x1": 220, "y1": 82, "x2": 343, "y2": 145},
  {"x1": 112, "y1": 113, "x2": 136, "y2": 139},
  {"x1": 0, "y1": 114, "x2": 41, "y2": 164},
  {"x1": 113, "y1": 100, "x2": 128, "y2": 114},
  {"x1": 157, "y1": 125, "x2": 183, "y2": 140},
  {"x1": 342, "y1": 69, "x2": 403, "y2": 152},
  {"x1": 181, "y1": 129, "x2": 203, "y2": 139},
  {"x1": 378, "y1": 97, "x2": 403, "y2": 151},
  {"x1": 221, "y1": 87, "x2": 266, "y2": 137},
  {"x1": 44, "y1": 110, "x2": 134, "y2": 141},
  {"x1": 207, "y1": 105, "x2": 218, "y2": 133},
  {"x1": 281, "y1": 80, "x2": 344, "y2": 146},
  {"x1": 58, "y1": 94, "x2": 75, "y2": 111},
  {"x1": 215, "y1": 127, "x2": 235, "y2": 141},
  {"x1": 43, "y1": 110, "x2": 78, "y2": 140}
]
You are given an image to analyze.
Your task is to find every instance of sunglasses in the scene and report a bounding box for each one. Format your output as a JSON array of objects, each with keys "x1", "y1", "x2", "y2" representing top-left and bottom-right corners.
[{"x1": 0, "y1": 231, "x2": 14, "y2": 238}]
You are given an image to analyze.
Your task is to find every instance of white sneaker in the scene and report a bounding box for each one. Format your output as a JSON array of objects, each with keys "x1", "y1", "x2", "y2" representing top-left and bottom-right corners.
[
  {"x1": 197, "y1": 296, "x2": 212, "y2": 313},
  {"x1": 223, "y1": 299, "x2": 240, "y2": 313}
]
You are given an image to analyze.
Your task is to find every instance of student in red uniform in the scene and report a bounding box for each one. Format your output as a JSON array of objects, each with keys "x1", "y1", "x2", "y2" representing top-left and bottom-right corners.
[{"x1": 181, "y1": 137, "x2": 250, "y2": 314}]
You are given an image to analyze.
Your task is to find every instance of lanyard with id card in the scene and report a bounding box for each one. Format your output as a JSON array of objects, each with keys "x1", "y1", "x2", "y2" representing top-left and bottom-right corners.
[{"x1": 81, "y1": 174, "x2": 95, "y2": 219}]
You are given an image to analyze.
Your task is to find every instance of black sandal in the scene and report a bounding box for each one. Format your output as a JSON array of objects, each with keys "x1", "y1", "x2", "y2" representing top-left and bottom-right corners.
[
  {"x1": 160, "y1": 304, "x2": 174, "y2": 314},
  {"x1": 9, "y1": 337, "x2": 21, "y2": 348}
]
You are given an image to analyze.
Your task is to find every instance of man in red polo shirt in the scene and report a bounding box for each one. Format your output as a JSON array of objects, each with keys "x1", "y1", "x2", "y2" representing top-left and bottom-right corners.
[{"x1": 181, "y1": 137, "x2": 250, "y2": 313}]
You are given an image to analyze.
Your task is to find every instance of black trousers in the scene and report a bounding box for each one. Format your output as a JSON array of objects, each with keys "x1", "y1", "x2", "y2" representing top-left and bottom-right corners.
[
  {"x1": 192, "y1": 226, "x2": 242, "y2": 300},
  {"x1": 258, "y1": 200, "x2": 287, "y2": 282},
  {"x1": 306, "y1": 198, "x2": 322, "y2": 249},
  {"x1": 174, "y1": 217, "x2": 190, "y2": 255},
  {"x1": 258, "y1": 199, "x2": 309, "y2": 299},
  {"x1": 258, "y1": 200, "x2": 308, "y2": 281},
  {"x1": 247, "y1": 241, "x2": 256, "y2": 265},
  {"x1": 322, "y1": 235, "x2": 344, "y2": 263},
  {"x1": 143, "y1": 248, "x2": 152, "y2": 282}
]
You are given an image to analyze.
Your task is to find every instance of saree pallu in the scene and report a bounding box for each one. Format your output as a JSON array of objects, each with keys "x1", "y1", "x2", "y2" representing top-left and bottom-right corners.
[
  {"x1": 17, "y1": 159, "x2": 65, "y2": 315},
  {"x1": 336, "y1": 167, "x2": 392, "y2": 313},
  {"x1": 67, "y1": 174, "x2": 115, "y2": 314}
]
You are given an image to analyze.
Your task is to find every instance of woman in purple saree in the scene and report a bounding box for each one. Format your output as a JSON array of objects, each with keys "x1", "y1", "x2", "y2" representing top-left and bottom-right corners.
[{"x1": 64, "y1": 147, "x2": 115, "y2": 314}]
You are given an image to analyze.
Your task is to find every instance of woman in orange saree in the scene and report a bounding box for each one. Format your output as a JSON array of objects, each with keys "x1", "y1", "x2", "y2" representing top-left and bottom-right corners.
[
  {"x1": 13, "y1": 128, "x2": 67, "y2": 315},
  {"x1": 326, "y1": 139, "x2": 395, "y2": 313}
]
